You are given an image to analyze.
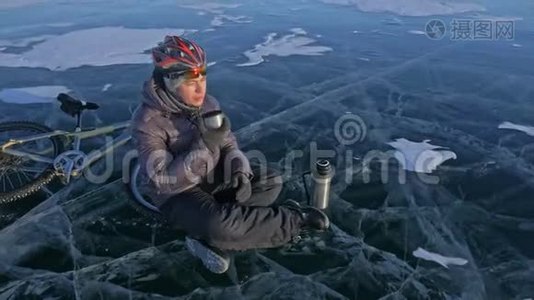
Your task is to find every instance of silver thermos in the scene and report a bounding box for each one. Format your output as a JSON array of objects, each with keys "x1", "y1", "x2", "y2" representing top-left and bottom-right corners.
[{"x1": 311, "y1": 159, "x2": 334, "y2": 209}]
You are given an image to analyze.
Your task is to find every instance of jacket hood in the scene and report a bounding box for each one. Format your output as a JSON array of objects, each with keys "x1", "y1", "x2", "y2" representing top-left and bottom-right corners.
[{"x1": 142, "y1": 77, "x2": 203, "y2": 116}]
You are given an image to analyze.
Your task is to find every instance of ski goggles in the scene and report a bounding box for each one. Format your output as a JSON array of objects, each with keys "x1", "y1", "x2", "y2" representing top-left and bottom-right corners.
[{"x1": 165, "y1": 65, "x2": 207, "y2": 80}]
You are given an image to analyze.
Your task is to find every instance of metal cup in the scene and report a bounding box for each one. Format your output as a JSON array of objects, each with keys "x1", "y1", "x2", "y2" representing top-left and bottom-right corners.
[{"x1": 202, "y1": 110, "x2": 224, "y2": 130}]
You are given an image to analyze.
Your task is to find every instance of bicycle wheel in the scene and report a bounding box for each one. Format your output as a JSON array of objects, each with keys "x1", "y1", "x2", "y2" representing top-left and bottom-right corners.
[
  {"x1": 0, "y1": 121, "x2": 64, "y2": 204},
  {"x1": 126, "y1": 159, "x2": 165, "y2": 221}
]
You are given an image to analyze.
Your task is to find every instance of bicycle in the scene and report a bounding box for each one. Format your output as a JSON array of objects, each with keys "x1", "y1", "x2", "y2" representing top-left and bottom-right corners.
[{"x1": 0, "y1": 93, "x2": 132, "y2": 204}]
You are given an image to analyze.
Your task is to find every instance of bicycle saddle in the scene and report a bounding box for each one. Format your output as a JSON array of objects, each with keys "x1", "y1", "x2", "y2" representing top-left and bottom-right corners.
[{"x1": 57, "y1": 93, "x2": 99, "y2": 117}]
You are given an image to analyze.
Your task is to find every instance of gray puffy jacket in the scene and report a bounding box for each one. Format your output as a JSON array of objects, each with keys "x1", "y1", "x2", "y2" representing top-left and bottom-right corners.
[{"x1": 130, "y1": 77, "x2": 252, "y2": 208}]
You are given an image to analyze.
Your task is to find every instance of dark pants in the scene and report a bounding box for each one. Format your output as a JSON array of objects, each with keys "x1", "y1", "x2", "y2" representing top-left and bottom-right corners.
[{"x1": 159, "y1": 163, "x2": 304, "y2": 251}]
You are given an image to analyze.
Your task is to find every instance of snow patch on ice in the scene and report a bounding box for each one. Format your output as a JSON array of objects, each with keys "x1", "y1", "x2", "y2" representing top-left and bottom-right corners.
[
  {"x1": 386, "y1": 138, "x2": 457, "y2": 173},
  {"x1": 0, "y1": 0, "x2": 48, "y2": 9},
  {"x1": 466, "y1": 13, "x2": 523, "y2": 21},
  {"x1": 498, "y1": 121, "x2": 534, "y2": 137},
  {"x1": 46, "y1": 22, "x2": 74, "y2": 28},
  {"x1": 178, "y1": 3, "x2": 241, "y2": 14},
  {"x1": 101, "y1": 84, "x2": 112, "y2": 92},
  {"x1": 0, "y1": 86, "x2": 71, "y2": 104},
  {"x1": 371, "y1": 29, "x2": 398, "y2": 36},
  {"x1": 412, "y1": 247, "x2": 468, "y2": 268},
  {"x1": 180, "y1": 2, "x2": 251, "y2": 28},
  {"x1": 320, "y1": 0, "x2": 485, "y2": 16},
  {"x1": 0, "y1": 27, "x2": 196, "y2": 71},
  {"x1": 383, "y1": 17, "x2": 403, "y2": 25},
  {"x1": 290, "y1": 28, "x2": 307, "y2": 35},
  {"x1": 210, "y1": 14, "x2": 252, "y2": 27},
  {"x1": 237, "y1": 31, "x2": 333, "y2": 67},
  {"x1": 408, "y1": 30, "x2": 427, "y2": 35},
  {"x1": 0, "y1": 35, "x2": 55, "y2": 47},
  {"x1": 210, "y1": 17, "x2": 223, "y2": 27}
]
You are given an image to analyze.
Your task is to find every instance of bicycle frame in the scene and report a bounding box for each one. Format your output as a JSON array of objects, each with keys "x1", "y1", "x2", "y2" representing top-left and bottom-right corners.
[{"x1": 0, "y1": 119, "x2": 131, "y2": 178}]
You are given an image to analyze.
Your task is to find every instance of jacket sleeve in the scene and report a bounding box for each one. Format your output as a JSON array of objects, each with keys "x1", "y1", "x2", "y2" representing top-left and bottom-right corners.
[
  {"x1": 220, "y1": 130, "x2": 253, "y2": 178},
  {"x1": 132, "y1": 119, "x2": 215, "y2": 195}
]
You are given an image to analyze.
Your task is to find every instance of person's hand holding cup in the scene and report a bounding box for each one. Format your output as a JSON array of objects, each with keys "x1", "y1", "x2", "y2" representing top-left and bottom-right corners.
[{"x1": 198, "y1": 110, "x2": 230, "y2": 153}]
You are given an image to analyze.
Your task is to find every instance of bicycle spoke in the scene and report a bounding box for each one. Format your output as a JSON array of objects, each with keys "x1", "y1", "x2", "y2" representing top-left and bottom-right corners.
[
  {"x1": 5, "y1": 173, "x2": 15, "y2": 190},
  {"x1": 2, "y1": 129, "x2": 55, "y2": 156},
  {"x1": 18, "y1": 166, "x2": 46, "y2": 178},
  {"x1": 15, "y1": 171, "x2": 25, "y2": 187},
  {"x1": 0, "y1": 124, "x2": 61, "y2": 197},
  {"x1": 20, "y1": 171, "x2": 34, "y2": 185},
  {"x1": 1, "y1": 167, "x2": 28, "y2": 189}
]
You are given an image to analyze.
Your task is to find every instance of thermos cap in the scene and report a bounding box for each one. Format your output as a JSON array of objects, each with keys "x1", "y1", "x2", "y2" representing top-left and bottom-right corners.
[{"x1": 316, "y1": 159, "x2": 331, "y2": 175}]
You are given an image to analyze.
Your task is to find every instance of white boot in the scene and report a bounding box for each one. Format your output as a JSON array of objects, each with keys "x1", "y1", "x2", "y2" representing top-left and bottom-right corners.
[{"x1": 185, "y1": 236, "x2": 230, "y2": 274}]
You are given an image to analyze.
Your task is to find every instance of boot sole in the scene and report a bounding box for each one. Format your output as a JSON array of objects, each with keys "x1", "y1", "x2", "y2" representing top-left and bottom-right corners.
[
  {"x1": 318, "y1": 208, "x2": 330, "y2": 230},
  {"x1": 305, "y1": 208, "x2": 330, "y2": 231},
  {"x1": 185, "y1": 237, "x2": 230, "y2": 274}
]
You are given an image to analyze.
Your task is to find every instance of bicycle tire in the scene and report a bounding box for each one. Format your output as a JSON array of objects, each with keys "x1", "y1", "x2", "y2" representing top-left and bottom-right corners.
[
  {"x1": 0, "y1": 121, "x2": 64, "y2": 204},
  {"x1": 125, "y1": 158, "x2": 166, "y2": 223}
]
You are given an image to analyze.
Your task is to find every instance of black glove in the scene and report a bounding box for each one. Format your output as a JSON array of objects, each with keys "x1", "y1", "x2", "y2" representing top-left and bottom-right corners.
[
  {"x1": 231, "y1": 171, "x2": 252, "y2": 202},
  {"x1": 197, "y1": 115, "x2": 231, "y2": 153}
]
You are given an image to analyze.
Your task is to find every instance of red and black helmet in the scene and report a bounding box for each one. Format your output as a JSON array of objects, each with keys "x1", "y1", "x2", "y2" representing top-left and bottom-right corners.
[{"x1": 151, "y1": 35, "x2": 207, "y2": 76}]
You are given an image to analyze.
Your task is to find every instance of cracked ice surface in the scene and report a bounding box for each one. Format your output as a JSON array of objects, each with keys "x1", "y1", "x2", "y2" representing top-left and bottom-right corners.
[
  {"x1": 2, "y1": 44, "x2": 534, "y2": 299},
  {"x1": 1, "y1": 5, "x2": 534, "y2": 299}
]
